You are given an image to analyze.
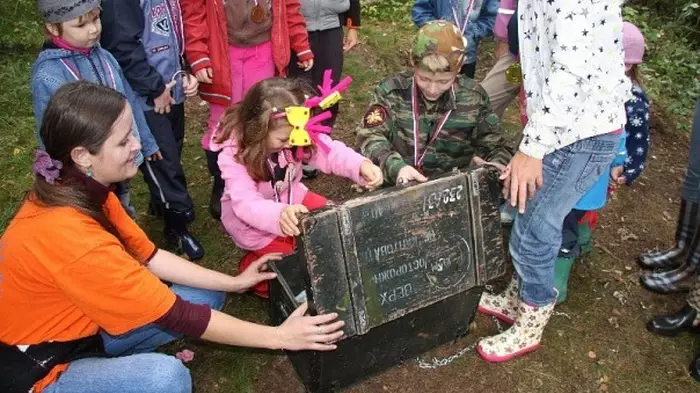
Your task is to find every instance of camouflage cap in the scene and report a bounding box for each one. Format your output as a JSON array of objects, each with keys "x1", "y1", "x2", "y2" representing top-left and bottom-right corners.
[{"x1": 411, "y1": 20, "x2": 468, "y2": 73}]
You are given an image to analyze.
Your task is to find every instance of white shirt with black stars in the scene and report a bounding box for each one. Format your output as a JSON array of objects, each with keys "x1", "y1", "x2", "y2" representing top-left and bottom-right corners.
[{"x1": 518, "y1": 0, "x2": 632, "y2": 159}]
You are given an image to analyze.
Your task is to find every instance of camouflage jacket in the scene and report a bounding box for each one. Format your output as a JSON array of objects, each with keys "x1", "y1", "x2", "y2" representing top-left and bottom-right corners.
[{"x1": 355, "y1": 71, "x2": 513, "y2": 184}]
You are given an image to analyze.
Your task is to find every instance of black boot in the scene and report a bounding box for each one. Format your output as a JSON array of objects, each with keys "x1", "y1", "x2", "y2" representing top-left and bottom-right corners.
[
  {"x1": 164, "y1": 209, "x2": 205, "y2": 261},
  {"x1": 209, "y1": 175, "x2": 224, "y2": 221},
  {"x1": 148, "y1": 200, "x2": 164, "y2": 218},
  {"x1": 302, "y1": 164, "x2": 318, "y2": 180},
  {"x1": 646, "y1": 304, "x2": 700, "y2": 337},
  {"x1": 638, "y1": 199, "x2": 699, "y2": 269},
  {"x1": 691, "y1": 352, "x2": 700, "y2": 381}
]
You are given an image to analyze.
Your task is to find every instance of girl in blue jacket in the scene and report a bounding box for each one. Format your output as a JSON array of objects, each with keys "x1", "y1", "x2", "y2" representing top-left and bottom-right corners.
[{"x1": 32, "y1": 0, "x2": 161, "y2": 218}]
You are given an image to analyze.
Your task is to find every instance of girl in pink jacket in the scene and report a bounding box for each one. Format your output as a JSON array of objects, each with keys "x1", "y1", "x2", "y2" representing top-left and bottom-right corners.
[{"x1": 211, "y1": 77, "x2": 383, "y2": 297}]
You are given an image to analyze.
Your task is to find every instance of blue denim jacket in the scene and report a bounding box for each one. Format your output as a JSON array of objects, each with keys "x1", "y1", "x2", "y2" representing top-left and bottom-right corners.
[
  {"x1": 31, "y1": 43, "x2": 160, "y2": 162},
  {"x1": 412, "y1": 0, "x2": 498, "y2": 64}
]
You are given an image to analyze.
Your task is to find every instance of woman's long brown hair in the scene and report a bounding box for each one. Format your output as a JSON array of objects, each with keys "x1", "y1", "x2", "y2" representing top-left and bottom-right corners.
[
  {"x1": 215, "y1": 77, "x2": 316, "y2": 182},
  {"x1": 32, "y1": 81, "x2": 128, "y2": 239}
]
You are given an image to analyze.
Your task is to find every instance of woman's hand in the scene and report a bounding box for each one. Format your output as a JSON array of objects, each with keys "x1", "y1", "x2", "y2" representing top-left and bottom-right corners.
[
  {"x1": 276, "y1": 302, "x2": 345, "y2": 351},
  {"x1": 231, "y1": 253, "x2": 280, "y2": 293},
  {"x1": 359, "y1": 160, "x2": 383, "y2": 190},
  {"x1": 473, "y1": 156, "x2": 507, "y2": 174},
  {"x1": 280, "y1": 204, "x2": 309, "y2": 236}
]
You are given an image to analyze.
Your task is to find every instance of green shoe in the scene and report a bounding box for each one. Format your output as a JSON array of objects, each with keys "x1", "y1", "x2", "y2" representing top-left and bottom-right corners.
[
  {"x1": 554, "y1": 256, "x2": 575, "y2": 304},
  {"x1": 578, "y1": 221, "x2": 593, "y2": 256}
]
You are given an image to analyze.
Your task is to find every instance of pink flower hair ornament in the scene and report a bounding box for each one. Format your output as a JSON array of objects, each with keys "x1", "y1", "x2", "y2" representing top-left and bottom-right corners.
[
  {"x1": 272, "y1": 69, "x2": 353, "y2": 160},
  {"x1": 33, "y1": 150, "x2": 63, "y2": 184}
]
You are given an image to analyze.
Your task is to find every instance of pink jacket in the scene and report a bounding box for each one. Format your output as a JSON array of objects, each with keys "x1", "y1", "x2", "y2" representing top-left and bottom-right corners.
[
  {"x1": 494, "y1": 0, "x2": 517, "y2": 42},
  {"x1": 212, "y1": 134, "x2": 368, "y2": 251}
]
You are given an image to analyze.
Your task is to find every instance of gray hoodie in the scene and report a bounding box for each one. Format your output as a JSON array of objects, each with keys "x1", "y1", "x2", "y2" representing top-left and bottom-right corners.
[{"x1": 299, "y1": 0, "x2": 350, "y2": 31}]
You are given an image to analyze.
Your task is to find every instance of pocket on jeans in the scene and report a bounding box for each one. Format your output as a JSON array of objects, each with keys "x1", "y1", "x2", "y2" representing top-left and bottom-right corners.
[{"x1": 575, "y1": 153, "x2": 615, "y2": 193}]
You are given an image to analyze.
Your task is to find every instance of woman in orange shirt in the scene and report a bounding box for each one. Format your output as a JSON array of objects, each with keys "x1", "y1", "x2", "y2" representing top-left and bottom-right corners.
[{"x1": 0, "y1": 81, "x2": 344, "y2": 393}]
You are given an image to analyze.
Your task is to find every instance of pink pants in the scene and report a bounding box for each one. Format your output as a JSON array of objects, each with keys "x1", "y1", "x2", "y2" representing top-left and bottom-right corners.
[{"x1": 202, "y1": 40, "x2": 275, "y2": 150}]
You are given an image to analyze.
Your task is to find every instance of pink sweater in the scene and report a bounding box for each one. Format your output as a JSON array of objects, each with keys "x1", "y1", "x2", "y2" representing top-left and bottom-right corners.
[
  {"x1": 494, "y1": 0, "x2": 517, "y2": 42},
  {"x1": 212, "y1": 134, "x2": 368, "y2": 250}
]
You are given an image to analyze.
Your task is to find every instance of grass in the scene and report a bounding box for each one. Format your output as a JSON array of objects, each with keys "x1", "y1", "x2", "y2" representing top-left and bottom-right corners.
[{"x1": 2, "y1": 0, "x2": 700, "y2": 392}]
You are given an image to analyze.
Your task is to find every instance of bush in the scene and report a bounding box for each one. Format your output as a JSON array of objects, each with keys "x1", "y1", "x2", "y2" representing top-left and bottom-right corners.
[{"x1": 624, "y1": 5, "x2": 700, "y2": 130}]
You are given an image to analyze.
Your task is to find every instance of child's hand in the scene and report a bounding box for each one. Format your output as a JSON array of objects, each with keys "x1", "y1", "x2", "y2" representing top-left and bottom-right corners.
[
  {"x1": 610, "y1": 166, "x2": 626, "y2": 185},
  {"x1": 396, "y1": 166, "x2": 428, "y2": 185},
  {"x1": 343, "y1": 29, "x2": 359, "y2": 52},
  {"x1": 472, "y1": 156, "x2": 507, "y2": 174},
  {"x1": 280, "y1": 204, "x2": 309, "y2": 236},
  {"x1": 297, "y1": 58, "x2": 314, "y2": 72},
  {"x1": 232, "y1": 253, "x2": 280, "y2": 293},
  {"x1": 360, "y1": 160, "x2": 383, "y2": 190},
  {"x1": 154, "y1": 80, "x2": 177, "y2": 114},
  {"x1": 147, "y1": 151, "x2": 163, "y2": 161},
  {"x1": 183, "y1": 74, "x2": 199, "y2": 97},
  {"x1": 195, "y1": 67, "x2": 213, "y2": 84}
]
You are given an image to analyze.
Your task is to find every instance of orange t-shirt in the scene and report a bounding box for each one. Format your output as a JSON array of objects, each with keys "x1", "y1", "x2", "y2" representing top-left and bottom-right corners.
[{"x1": 0, "y1": 193, "x2": 176, "y2": 392}]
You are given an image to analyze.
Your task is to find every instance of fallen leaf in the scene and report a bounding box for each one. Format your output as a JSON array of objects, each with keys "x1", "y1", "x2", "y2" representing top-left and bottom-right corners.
[
  {"x1": 588, "y1": 351, "x2": 597, "y2": 359},
  {"x1": 600, "y1": 383, "x2": 609, "y2": 391},
  {"x1": 663, "y1": 211, "x2": 673, "y2": 221}
]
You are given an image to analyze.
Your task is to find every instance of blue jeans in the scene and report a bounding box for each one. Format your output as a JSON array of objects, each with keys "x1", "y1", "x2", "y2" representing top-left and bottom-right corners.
[
  {"x1": 43, "y1": 285, "x2": 226, "y2": 393},
  {"x1": 510, "y1": 132, "x2": 620, "y2": 305},
  {"x1": 683, "y1": 99, "x2": 700, "y2": 203}
]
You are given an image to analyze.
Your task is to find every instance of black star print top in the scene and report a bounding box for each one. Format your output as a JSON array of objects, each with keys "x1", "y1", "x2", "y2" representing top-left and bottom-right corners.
[{"x1": 517, "y1": 0, "x2": 632, "y2": 159}]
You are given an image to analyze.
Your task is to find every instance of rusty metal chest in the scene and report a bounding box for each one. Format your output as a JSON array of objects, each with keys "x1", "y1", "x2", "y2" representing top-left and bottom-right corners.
[{"x1": 269, "y1": 167, "x2": 506, "y2": 392}]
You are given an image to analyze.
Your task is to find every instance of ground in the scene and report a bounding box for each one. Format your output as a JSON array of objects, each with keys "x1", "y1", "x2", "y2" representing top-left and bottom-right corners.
[{"x1": 0, "y1": 8, "x2": 699, "y2": 393}]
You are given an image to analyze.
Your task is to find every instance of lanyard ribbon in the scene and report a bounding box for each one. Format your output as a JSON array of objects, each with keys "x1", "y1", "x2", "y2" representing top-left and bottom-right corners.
[
  {"x1": 60, "y1": 55, "x2": 116, "y2": 90},
  {"x1": 452, "y1": 0, "x2": 476, "y2": 35},
  {"x1": 267, "y1": 156, "x2": 294, "y2": 203},
  {"x1": 411, "y1": 81, "x2": 452, "y2": 169}
]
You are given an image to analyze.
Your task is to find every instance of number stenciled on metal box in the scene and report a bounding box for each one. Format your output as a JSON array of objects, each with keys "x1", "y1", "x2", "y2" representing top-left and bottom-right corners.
[{"x1": 422, "y1": 185, "x2": 464, "y2": 213}]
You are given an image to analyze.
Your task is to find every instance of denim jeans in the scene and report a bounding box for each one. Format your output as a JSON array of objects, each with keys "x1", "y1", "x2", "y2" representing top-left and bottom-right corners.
[
  {"x1": 510, "y1": 132, "x2": 620, "y2": 305},
  {"x1": 43, "y1": 285, "x2": 226, "y2": 393},
  {"x1": 683, "y1": 99, "x2": 700, "y2": 203}
]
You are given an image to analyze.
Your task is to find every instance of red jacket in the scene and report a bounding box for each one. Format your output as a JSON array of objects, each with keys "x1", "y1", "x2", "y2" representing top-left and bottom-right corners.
[{"x1": 181, "y1": 0, "x2": 313, "y2": 106}]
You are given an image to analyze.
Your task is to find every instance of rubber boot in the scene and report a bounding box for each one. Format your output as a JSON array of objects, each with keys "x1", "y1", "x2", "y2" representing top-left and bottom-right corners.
[
  {"x1": 164, "y1": 209, "x2": 205, "y2": 261},
  {"x1": 477, "y1": 274, "x2": 519, "y2": 324},
  {"x1": 209, "y1": 175, "x2": 224, "y2": 221},
  {"x1": 638, "y1": 199, "x2": 699, "y2": 269},
  {"x1": 554, "y1": 256, "x2": 575, "y2": 304},
  {"x1": 641, "y1": 226, "x2": 700, "y2": 294},
  {"x1": 477, "y1": 296, "x2": 556, "y2": 363},
  {"x1": 577, "y1": 211, "x2": 597, "y2": 256}
]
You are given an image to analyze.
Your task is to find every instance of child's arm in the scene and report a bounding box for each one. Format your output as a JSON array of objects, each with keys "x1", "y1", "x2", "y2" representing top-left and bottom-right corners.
[
  {"x1": 103, "y1": 51, "x2": 160, "y2": 158},
  {"x1": 340, "y1": 0, "x2": 361, "y2": 29},
  {"x1": 472, "y1": 95, "x2": 514, "y2": 168},
  {"x1": 100, "y1": 0, "x2": 166, "y2": 106},
  {"x1": 218, "y1": 146, "x2": 288, "y2": 237},
  {"x1": 355, "y1": 91, "x2": 409, "y2": 185},
  {"x1": 466, "y1": 0, "x2": 498, "y2": 44},
  {"x1": 308, "y1": 134, "x2": 368, "y2": 184},
  {"x1": 285, "y1": 0, "x2": 313, "y2": 62},
  {"x1": 30, "y1": 69, "x2": 64, "y2": 148},
  {"x1": 411, "y1": 0, "x2": 437, "y2": 28},
  {"x1": 180, "y1": 0, "x2": 212, "y2": 82},
  {"x1": 622, "y1": 89, "x2": 650, "y2": 185}
]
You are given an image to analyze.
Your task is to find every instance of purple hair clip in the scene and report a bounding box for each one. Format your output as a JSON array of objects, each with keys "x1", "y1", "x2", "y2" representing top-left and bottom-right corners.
[{"x1": 33, "y1": 150, "x2": 63, "y2": 184}]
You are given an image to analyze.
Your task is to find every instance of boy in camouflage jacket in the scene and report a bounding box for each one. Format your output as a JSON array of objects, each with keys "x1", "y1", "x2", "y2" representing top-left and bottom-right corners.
[{"x1": 355, "y1": 20, "x2": 512, "y2": 185}]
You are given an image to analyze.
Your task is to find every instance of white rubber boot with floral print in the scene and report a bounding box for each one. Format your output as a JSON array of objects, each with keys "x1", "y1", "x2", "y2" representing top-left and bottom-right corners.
[
  {"x1": 477, "y1": 274, "x2": 519, "y2": 324},
  {"x1": 476, "y1": 298, "x2": 555, "y2": 363}
]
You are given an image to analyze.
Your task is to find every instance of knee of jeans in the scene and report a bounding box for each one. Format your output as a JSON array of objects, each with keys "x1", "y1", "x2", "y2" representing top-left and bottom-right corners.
[
  {"x1": 142, "y1": 354, "x2": 192, "y2": 393},
  {"x1": 208, "y1": 290, "x2": 227, "y2": 311}
]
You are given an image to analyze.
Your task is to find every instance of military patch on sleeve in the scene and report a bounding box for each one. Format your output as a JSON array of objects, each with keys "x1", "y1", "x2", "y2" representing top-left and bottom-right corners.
[
  {"x1": 486, "y1": 113, "x2": 500, "y2": 126},
  {"x1": 363, "y1": 105, "x2": 388, "y2": 128}
]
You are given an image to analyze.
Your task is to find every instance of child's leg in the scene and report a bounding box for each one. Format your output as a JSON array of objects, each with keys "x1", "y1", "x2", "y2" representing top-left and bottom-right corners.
[
  {"x1": 241, "y1": 41, "x2": 275, "y2": 96},
  {"x1": 309, "y1": 28, "x2": 344, "y2": 127},
  {"x1": 239, "y1": 237, "x2": 296, "y2": 298},
  {"x1": 141, "y1": 106, "x2": 203, "y2": 260},
  {"x1": 114, "y1": 180, "x2": 137, "y2": 219},
  {"x1": 555, "y1": 210, "x2": 580, "y2": 304},
  {"x1": 577, "y1": 210, "x2": 597, "y2": 255},
  {"x1": 480, "y1": 53, "x2": 521, "y2": 118}
]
